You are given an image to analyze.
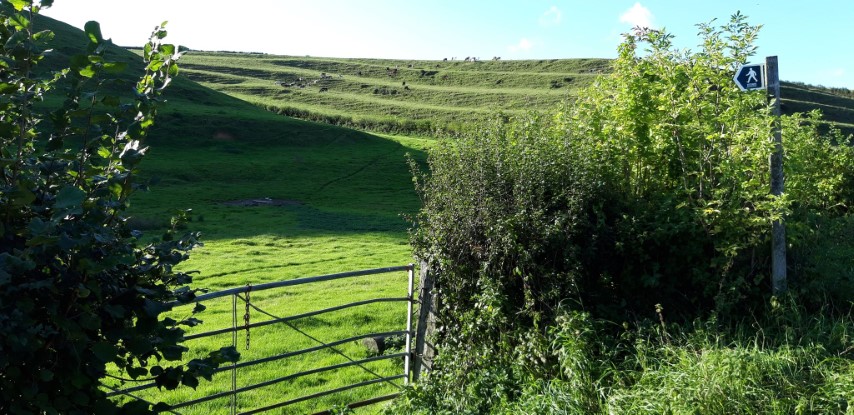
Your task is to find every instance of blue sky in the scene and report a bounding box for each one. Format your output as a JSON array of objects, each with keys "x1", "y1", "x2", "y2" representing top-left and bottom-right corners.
[{"x1": 43, "y1": 1, "x2": 852, "y2": 89}]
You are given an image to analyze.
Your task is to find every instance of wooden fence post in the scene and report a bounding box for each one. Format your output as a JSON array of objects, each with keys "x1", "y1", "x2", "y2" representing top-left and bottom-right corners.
[
  {"x1": 766, "y1": 56, "x2": 787, "y2": 295},
  {"x1": 412, "y1": 259, "x2": 438, "y2": 381}
]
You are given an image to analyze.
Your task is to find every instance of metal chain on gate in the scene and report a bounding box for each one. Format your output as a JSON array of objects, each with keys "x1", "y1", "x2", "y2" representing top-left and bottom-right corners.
[{"x1": 243, "y1": 284, "x2": 251, "y2": 350}]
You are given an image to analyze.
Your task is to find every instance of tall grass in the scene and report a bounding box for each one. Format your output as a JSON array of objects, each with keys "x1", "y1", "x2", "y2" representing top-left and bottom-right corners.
[
  {"x1": 604, "y1": 303, "x2": 853, "y2": 414},
  {"x1": 390, "y1": 301, "x2": 853, "y2": 415}
]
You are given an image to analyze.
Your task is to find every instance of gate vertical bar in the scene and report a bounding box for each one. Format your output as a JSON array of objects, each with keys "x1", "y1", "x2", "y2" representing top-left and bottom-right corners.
[
  {"x1": 404, "y1": 264, "x2": 414, "y2": 385},
  {"x1": 231, "y1": 294, "x2": 238, "y2": 415}
]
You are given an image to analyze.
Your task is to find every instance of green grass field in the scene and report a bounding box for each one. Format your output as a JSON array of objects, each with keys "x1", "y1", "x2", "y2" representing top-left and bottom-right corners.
[{"x1": 111, "y1": 93, "x2": 432, "y2": 413}]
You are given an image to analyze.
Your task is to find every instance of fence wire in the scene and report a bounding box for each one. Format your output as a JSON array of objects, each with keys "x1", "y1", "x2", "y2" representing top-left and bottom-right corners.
[{"x1": 240, "y1": 294, "x2": 404, "y2": 391}]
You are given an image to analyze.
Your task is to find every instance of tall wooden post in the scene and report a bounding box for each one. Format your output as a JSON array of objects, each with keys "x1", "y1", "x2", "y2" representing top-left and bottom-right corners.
[
  {"x1": 412, "y1": 259, "x2": 438, "y2": 381},
  {"x1": 766, "y1": 56, "x2": 787, "y2": 295}
]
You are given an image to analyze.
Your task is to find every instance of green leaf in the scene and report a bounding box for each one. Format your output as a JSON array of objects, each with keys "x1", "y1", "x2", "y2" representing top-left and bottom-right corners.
[
  {"x1": 218, "y1": 346, "x2": 240, "y2": 363},
  {"x1": 180, "y1": 317, "x2": 202, "y2": 327},
  {"x1": 161, "y1": 345, "x2": 187, "y2": 361},
  {"x1": 97, "y1": 146, "x2": 111, "y2": 158},
  {"x1": 142, "y1": 299, "x2": 167, "y2": 317},
  {"x1": 38, "y1": 369, "x2": 54, "y2": 382},
  {"x1": 78, "y1": 312, "x2": 101, "y2": 330},
  {"x1": 94, "y1": 39, "x2": 111, "y2": 54},
  {"x1": 126, "y1": 366, "x2": 149, "y2": 380},
  {"x1": 32, "y1": 30, "x2": 54, "y2": 43},
  {"x1": 9, "y1": 12, "x2": 30, "y2": 30},
  {"x1": 121, "y1": 400, "x2": 151, "y2": 414},
  {"x1": 78, "y1": 65, "x2": 96, "y2": 78},
  {"x1": 181, "y1": 373, "x2": 199, "y2": 389},
  {"x1": 91, "y1": 342, "x2": 118, "y2": 363},
  {"x1": 0, "y1": 82, "x2": 18, "y2": 94},
  {"x1": 69, "y1": 54, "x2": 89, "y2": 70},
  {"x1": 10, "y1": 187, "x2": 36, "y2": 207},
  {"x1": 8, "y1": 0, "x2": 29, "y2": 11},
  {"x1": 55, "y1": 186, "x2": 85, "y2": 211},
  {"x1": 103, "y1": 61, "x2": 127, "y2": 74},
  {"x1": 154, "y1": 368, "x2": 181, "y2": 390},
  {"x1": 83, "y1": 21, "x2": 103, "y2": 45},
  {"x1": 147, "y1": 60, "x2": 164, "y2": 72}
]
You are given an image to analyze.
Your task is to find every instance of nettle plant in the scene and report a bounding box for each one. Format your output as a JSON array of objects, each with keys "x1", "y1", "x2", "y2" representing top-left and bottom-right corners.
[{"x1": 0, "y1": 1, "x2": 237, "y2": 413}]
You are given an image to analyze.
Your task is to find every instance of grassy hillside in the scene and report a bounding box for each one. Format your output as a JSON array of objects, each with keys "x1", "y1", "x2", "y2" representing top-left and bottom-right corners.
[
  {"x1": 174, "y1": 52, "x2": 608, "y2": 135},
  {"x1": 782, "y1": 82, "x2": 854, "y2": 135},
  {"x1": 125, "y1": 100, "x2": 429, "y2": 414},
  {"x1": 33, "y1": 13, "x2": 429, "y2": 414},
  {"x1": 176, "y1": 51, "x2": 854, "y2": 137}
]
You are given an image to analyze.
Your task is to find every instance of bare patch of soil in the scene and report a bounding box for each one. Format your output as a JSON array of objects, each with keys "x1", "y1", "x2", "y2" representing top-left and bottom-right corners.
[{"x1": 221, "y1": 198, "x2": 302, "y2": 207}]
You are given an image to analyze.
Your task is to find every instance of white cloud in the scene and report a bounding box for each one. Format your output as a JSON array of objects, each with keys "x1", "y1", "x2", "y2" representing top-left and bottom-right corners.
[
  {"x1": 508, "y1": 38, "x2": 533, "y2": 52},
  {"x1": 831, "y1": 68, "x2": 845, "y2": 77},
  {"x1": 619, "y1": 2, "x2": 655, "y2": 29},
  {"x1": 539, "y1": 6, "x2": 562, "y2": 26}
]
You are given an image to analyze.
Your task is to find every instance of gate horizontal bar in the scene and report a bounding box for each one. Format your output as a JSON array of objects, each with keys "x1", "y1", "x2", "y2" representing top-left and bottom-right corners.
[
  {"x1": 105, "y1": 330, "x2": 408, "y2": 397},
  {"x1": 240, "y1": 376, "x2": 405, "y2": 415},
  {"x1": 309, "y1": 393, "x2": 401, "y2": 415},
  {"x1": 183, "y1": 297, "x2": 411, "y2": 341},
  {"x1": 186, "y1": 265, "x2": 414, "y2": 304},
  {"x1": 168, "y1": 353, "x2": 407, "y2": 410}
]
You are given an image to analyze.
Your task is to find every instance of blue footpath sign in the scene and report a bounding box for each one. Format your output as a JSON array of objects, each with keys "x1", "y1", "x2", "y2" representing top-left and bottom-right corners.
[{"x1": 733, "y1": 63, "x2": 765, "y2": 91}]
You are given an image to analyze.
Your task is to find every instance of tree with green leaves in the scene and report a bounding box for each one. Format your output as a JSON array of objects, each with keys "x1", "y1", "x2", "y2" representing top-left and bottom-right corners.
[{"x1": 0, "y1": 1, "x2": 237, "y2": 413}]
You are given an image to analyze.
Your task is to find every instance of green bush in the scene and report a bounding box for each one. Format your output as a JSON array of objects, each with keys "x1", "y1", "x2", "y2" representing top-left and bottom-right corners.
[
  {"x1": 403, "y1": 12, "x2": 854, "y2": 414},
  {"x1": 0, "y1": 2, "x2": 236, "y2": 413},
  {"x1": 412, "y1": 13, "x2": 854, "y2": 326}
]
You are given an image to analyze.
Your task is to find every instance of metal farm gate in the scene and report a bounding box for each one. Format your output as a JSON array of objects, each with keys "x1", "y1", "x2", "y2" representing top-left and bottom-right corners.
[{"x1": 104, "y1": 264, "x2": 431, "y2": 414}]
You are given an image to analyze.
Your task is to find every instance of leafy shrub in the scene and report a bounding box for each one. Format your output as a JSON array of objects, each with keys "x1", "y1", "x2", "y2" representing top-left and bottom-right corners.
[
  {"x1": 412, "y1": 13, "x2": 854, "y2": 326},
  {"x1": 0, "y1": 2, "x2": 236, "y2": 413},
  {"x1": 403, "y1": 12, "x2": 854, "y2": 414}
]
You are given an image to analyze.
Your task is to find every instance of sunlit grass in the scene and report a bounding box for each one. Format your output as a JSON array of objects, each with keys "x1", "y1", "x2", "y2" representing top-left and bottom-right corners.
[{"x1": 106, "y1": 92, "x2": 434, "y2": 412}]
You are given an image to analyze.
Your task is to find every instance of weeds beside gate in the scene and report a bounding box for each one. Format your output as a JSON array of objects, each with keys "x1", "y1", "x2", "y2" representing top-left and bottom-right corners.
[{"x1": 105, "y1": 264, "x2": 429, "y2": 414}]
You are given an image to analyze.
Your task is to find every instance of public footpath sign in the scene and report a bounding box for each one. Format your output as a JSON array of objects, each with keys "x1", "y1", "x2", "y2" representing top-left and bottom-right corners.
[{"x1": 733, "y1": 63, "x2": 765, "y2": 91}]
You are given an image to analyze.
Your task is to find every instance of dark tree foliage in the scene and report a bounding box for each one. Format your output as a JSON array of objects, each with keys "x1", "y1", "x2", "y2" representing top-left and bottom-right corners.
[{"x1": 0, "y1": 2, "x2": 237, "y2": 413}]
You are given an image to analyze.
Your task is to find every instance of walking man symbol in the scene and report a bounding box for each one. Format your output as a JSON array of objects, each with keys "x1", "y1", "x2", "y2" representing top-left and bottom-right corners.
[{"x1": 747, "y1": 67, "x2": 759, "y2": 83}]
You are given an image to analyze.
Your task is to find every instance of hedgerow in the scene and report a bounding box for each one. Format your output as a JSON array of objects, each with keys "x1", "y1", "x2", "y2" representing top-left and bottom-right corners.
[{"x1": 394, "y1": 13, "x2": 854, "y2": 414}]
